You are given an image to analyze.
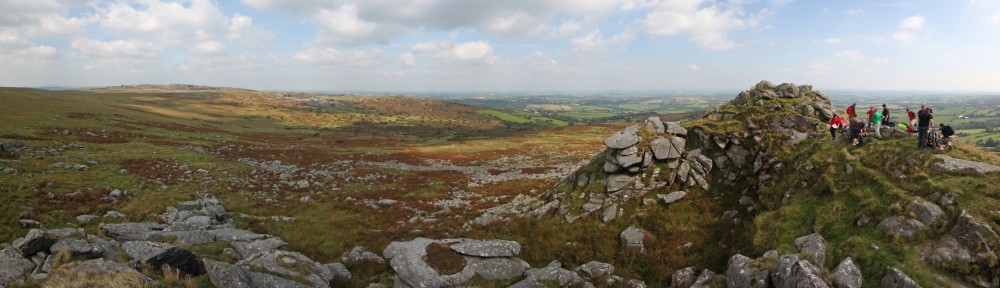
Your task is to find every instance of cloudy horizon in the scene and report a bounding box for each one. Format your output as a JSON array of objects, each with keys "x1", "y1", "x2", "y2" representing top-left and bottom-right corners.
[{"x1": 2, "y1": 0, "x2": 1000, "y2": 93}]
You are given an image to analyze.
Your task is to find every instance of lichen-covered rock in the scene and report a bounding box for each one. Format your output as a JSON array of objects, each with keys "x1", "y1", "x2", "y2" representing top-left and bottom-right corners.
[
  {"x1": 466, "y1": 256, "x2": 529, "y2": 280},
  {"x1": 324, "y1": 263, "x2": 351, "y2": 280},
  {"x1": 575, "y1": 261, "x2": 615, "y2": 280},
  {"x1": 620, "y1": 226, "x2": 647, "y2": 253},
  {"x1": 794, "y1": 233, "x2": 828, "y2": 266},
  {"x1": 877, "y1": 216, "x2": 926, "y2": 239},
  {"x1": 231, "y1": 237, "x2": 288, "y2": 260},
  {"x1": 831, "y1": 257, "x2": 862, "y2": 288},
  {"x1": 658, "y1": 191, "x2": 687, "y2": 205},
  {"x1": 665, "y1": 122, "x2": 688, "y2": 136},
  {"x1": 933, "y1": 155, "x2": 1000, "y2": 174},
  {"x1": 0, "y1": 247, "x2": 35, "y2": 286},
  {"x1": 606, "y1": 174, "x2": 635, "y2": 193},
  {"x1": 644, "y1": 116, "x2": 665, "y2": 133},
  {"x1": 726, "y1": 254, "x2": 752, "y2": 288},
  {"x1": 604, "y1": 126, "x2": 641, "y2": 149},
  {"x1": 449, "y1": 239, "x2": 520, "y2": 257},
  {"x1": 204, "y1": 258, "x2": 310, "y2": 288},
  {"x1": 671, "y1": 266, "x2": 697, "y2": 288},
  {"x1": 906, "y1": 200, "x2": 944, "y2": 225},
  {"x1": 237, "y1": 250, "x2": 333, "y2": 288},
  {"x1": 881, "y1": 267, "x2": 921, "y2": 288},
  {"x1": 100, "y1": 222, "x2": 167, "y2": 242},
  {"x1": 690, "y1": 269, "x2": 716, "y2": 288}
]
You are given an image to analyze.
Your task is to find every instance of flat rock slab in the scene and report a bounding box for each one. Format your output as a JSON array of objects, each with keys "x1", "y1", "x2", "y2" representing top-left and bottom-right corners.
[
  {"x1": 658, "y1": 191, "x2": 687, "y2": 205},
  {"x1": 204, "y1": 258, "x2": 310, "y2": 288},
  {"x1": 933, "y1": 155, "x2": 1000, "y2": 174},
  {"x1": 237, "y1": 250, "x2": 332, "y2": 288},
  {"x1": 604, "y1": 126, "x2": 641, "y2": 149},
  {"x1": 449, "y1": 239, "x2": 521, "y2": 257},
  {"x1": 100, "y1": 222, "x2": 167, "y2": 242},
  {"x1": 52, "y1": 258, "x2": 152, "y2": 283}
]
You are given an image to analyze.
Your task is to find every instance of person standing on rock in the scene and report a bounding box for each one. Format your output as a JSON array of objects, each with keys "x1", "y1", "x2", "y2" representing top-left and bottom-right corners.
[
  {"x1": 917, "y1": 107, "x2": 934, "y2": 149},
  {"x1": 866, "y1": 106, "x2": 877, "y2": 128},
  {"x1": 873, "y1": 109, "x2": 883, "y2": 139},
  {"x1": 882, "y1": 104, "x2": 890, "y2": 124},
  {"x1": 846, "y1": 103, "x2": 857, "y2": 118}
]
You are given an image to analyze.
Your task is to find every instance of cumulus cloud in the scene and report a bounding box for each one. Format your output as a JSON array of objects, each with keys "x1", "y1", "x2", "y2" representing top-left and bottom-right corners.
[
  {"x1": 570, "y1": 29, "x2": 633, "y2": 51},
  {"x1": 638, "y1": 0, "x2": 750, "y2": 50},
  {"x1": 313, "y1": 4, "x2": 395, "y2": 46},
  {"x1": 551, "y1": 20, "x2": 582, "y2": 37},
  {"x1": 96, "y1": 0, "x2": 230, "y2": 44},
  {"x1": 0, "y1": 32, "x2": 58, "y2": 66},
  {"x1": 824, "y1": 37, "x2": 842, "y2": 44},
  {"x1": 411, "y1": 41, "x2": 497, "y2": 63},
  {"x1": 294, "y1": 47, "x2": 382, "y2": 67},
  {"x1": 195, "y1": 41, "x2": 226, "y2": 54},
  {"x1": 71, "y1": 38, "x2": 162, "y2": 69},
  {"x1": 899, "y1": 16, "x2": 925, "y2": 29},
  {"x1": 872, "y1": 58, "x2": 891, "y2": 65}
]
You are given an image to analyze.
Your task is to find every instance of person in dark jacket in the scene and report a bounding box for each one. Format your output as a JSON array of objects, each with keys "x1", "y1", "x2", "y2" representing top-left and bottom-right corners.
[
  {"x1": 917, "y1": 107, "x2": 934, "y2": 149},
  {"x1": 939, "y1": 123, "x2": 955, "y2": 150},
  {"x1": 881, "y1": 104, "x2": 890, "y2": 123}
]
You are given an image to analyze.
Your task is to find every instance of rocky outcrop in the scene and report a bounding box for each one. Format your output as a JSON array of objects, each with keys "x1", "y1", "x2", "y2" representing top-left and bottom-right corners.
[
  {"x1": 122, "y1": 241, "x2": 203, "y2": 275},
  {"x1": 382, "y1": 238, "x2": 533, "y2": 287}
]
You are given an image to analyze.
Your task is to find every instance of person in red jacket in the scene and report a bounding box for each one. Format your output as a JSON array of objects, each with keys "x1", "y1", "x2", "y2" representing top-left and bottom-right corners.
[
  {"x1": 866, "y1": 106, "x2": 876, "y2": 128},
  {"x1": 829, "y1": 115, "x2": 847, "y2": 140},
  {"x1": 846, "y1": 103, "x2": 857, "y2": 118},
  {"x1": 907, "y1": 107, "x2": 916, "y2": 127}
]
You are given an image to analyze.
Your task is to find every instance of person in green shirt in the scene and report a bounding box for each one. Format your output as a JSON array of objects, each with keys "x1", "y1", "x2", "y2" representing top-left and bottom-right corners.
[{"x1": 872, "y1": 110, "x2": 883, "y2": 139}]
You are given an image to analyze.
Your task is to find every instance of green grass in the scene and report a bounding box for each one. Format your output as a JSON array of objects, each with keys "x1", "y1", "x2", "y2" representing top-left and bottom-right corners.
[{"x1": 476, "y1": 109, "x2": 568, "y2": 126}]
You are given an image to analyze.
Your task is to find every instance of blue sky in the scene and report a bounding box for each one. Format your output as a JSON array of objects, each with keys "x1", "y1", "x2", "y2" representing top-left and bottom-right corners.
[{"x1": 1, "y1": 0, "x2": 999, "y2": 92}]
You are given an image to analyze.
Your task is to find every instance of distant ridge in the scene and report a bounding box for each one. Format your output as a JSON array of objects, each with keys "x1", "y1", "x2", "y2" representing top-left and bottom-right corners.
[{"x1": 90, "y1": 84, "x2": 257, "y2": 93}]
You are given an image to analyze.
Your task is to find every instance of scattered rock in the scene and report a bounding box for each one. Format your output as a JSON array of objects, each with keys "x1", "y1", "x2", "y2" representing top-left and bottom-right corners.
[
  {"x1": 658, "y1": 191, "x2": 687, "y2": 205},
  {"x1": 726, "y1": 254, "x2": 753, "y2": 288},
  {"x1": 203, "y1": 258, "x2": 310, "y2": 288},
  {"x1": 18, "y1": 219, "x2": 42, "y2": 228},
  {"x1": 881, "y1": 267, "x2": 921, "y2": 288},
  {"x1": 906, "y1": 200, "x2": 944, "y2": 225},
  {"x1": 76, "y1": 214, "x2": 98, "y2": 224},
  {"x1": 0, "y1": 247, "x2": 35, "y2": 285},
  {"x1": 237, "y1": 250, "x2": 333, "y2": 288},
  {"x1": 933, "y1": 155, "x2": 1000, "y2": 174},
  {"x1": 877, "y1": 216, "x2": 926, "y2": 239},
  {"x1": 794, "y1": 233, "x2": 828, "y2": 266},
  {"x1": 575, "y1": 261, "x2": 614, "y2": 280},
  {"x1": 831, "y1": 257, "x2": 862, "y2": 288},
  {"x1": 620, "y1": 226, "x2": 647, "y2": 253},
  {"x1": 12, "y1": 229, "x2": 55, "y2": 257},
  {"x1": 325, "y1": 262, "x2": 351, "y2": 280},
  {"x1": 671, "y1": 266, "x2": 698, "y2": 288}
]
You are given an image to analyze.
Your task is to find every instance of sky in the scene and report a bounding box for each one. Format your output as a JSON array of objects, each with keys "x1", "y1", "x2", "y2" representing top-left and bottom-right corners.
[{"x1": 1, "y1": 0, "x2": 999, "y2": 92}]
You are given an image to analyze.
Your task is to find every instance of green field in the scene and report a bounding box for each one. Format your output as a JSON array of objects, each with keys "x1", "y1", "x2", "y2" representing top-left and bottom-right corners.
[{"x1": 476, "y1": 109, "x2": 569, "y2": 126}]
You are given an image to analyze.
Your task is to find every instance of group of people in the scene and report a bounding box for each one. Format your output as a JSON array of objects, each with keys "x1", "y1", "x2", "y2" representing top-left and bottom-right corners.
[{"x1": 828, "y1": 103, "x2": 954, "y2": 150}]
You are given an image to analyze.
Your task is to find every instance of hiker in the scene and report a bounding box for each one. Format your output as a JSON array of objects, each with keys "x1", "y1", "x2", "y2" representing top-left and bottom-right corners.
[
  {"x1": 829, "y1": 115, "x2": 846, "y2": 140},
  {"x1": 906, "y1": 108, "x2": 916, "y2": 127},
  {"x1": 846, "y1": 103, "x2": 857, "y2": 118},
  {"x1": 872, "y1": 108, "x2": 883, "y2": 139},
  {"x1": 881, "y1": 104, "x2": 890, "y2": 123},
  {"x1": 939, "y1": 123, "x2": 955, "y2": 150},
  {"x1": 866, "y1": 106, "x2": 876, "y2": 128},
  {"x1": 917, "y1": 107, "x2": 934, "y2": 149},
  {"x1": 850, "y1": 116, "x2": 866, "y2": 146}
]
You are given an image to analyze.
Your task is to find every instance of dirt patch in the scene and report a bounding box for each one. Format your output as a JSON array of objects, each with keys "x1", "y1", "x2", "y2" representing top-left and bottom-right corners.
[{"x1": 424, "y1": 243, "x2": 465, "y2": 275}]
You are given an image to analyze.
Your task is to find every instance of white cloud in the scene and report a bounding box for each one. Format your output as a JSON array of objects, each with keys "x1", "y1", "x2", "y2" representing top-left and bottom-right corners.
[
  {"x1": 899, "y1": 16, "x2": 924, "y2": 29},
  {"x1": 570, "y1": 29, "x2": 634, "y2": 51},
  {"x1": 0, "y1": 0, "x2": 64, "y2": 26},
  {"x1": 807, "y1": 63, "x2": 830, "y2": 75},
  {"x1": 689, "y1": 64, "x2": 700, "y2": 71},
  {"x1": 551, "y1": 20, "x2": 582, "y2": 37},
  {"x1": 195, "y1": 41, "x2": 226, "y2": 54},
  {"x1": 835, "y1": 50, "x2": 865, "y2": 61},
  {"x1": 846, "y1": 9, "x2": 861, "y2": 15},
  {"x1": 639, "y1": 0, "x2": 749, "y2": 50},
  {"x1": 96, "y1": 0, "x2": 229, "y2": 44},
  {"x1": 991, "y1": 12, "x2": 1000, "y2": 23},
  {"x1": 71, "y1": 38, "x2": 162, "y2": 69},
  {"x1": 411, "y1": 41, "x2": 497, "y2": 63},
  {"x1": 824, "y1": 37, "x2": 842, "y2": 44},
  {"x1": 399, "y1": 52, "x2": 415, "y2": 66},
  {"x1": 893, "y1": 31, "x2": 915, "y2": 42},
  {"x1": 313, "y1": 4, "x2": 393, "y2": 46},
  {"x1": 294, "y1": 47, "x2": 382, "y2": 67}
]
